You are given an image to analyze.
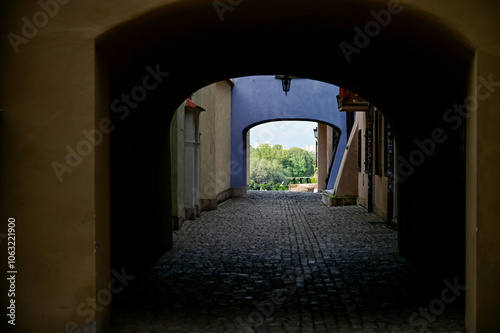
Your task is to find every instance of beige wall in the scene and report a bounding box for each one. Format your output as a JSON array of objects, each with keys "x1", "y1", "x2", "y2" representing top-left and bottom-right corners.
[
  {"x1": 170, "y1": 101, "x2": 186, "y2": 227},
  {"x1": 334, "y1": 118, "x2": 359, "y2": 196},
  {"x1": 199, "y1": 83, "x2": 216, "y2": 207},
  {"x1": 199, "y1": 80, "x2": 232, "y2": 209},
  {"x1": 0, "y1": 29, "x2": 99, "y2": 332},
  {"x1": 315, "y1": 123, "x2": 335, "y2": 190},
  {"x1": 356, "y1": 109, "x2": 394, "y2": 221},
  {"x1": 214, "y1": 81, "x2": 233, "y2": 199},
  {"x1": 326, "y1": 125, "x2": 334, "y2": 170},
  {"x1": 466, "y1": 49, "x2": 500, "y2": 333},
  {"x1": 317, "y1": 123, "x2": 328, "y2": 191}
]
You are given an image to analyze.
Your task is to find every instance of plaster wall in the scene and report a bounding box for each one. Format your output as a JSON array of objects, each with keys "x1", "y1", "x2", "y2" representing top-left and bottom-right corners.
[
  {"x1": 214, "y1": 81, "x2": 233, "y2": 200},
  {"x1": 0, "y1": 29, "x2": 98, "y2": 332},
  {"x1": 199, "y1": 81, "x2": 233, "y2": 209},
  {"x1": 199, "y1": 84, "x2": 217, "y2": 208},
  {"x1": 327, "y1": 125, "x2": 334, "y2": 166},
  {"x1": 317, "y1": 124, "x2": 327, "y2": 191},
  {"x1": 171, "y1": 101, "x2": 186, "y2": 228},
  {"x1": 466, "y1": 49, "x2": 500, "y2": 333},
  {"x1": 334, "y1": 119, "x2": 359, "y2": 196},
  {"x1": 334, "y1": 109, "x2": 396, "y2": 219},
  {"x1": 355, "y1": 110, "x2": 393, "y2": 220}
]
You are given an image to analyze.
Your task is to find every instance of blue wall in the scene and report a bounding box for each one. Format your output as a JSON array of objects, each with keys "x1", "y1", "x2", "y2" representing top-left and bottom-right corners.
[{"x1": 231, "y1": 76, "x2": 347, "y2": 190}]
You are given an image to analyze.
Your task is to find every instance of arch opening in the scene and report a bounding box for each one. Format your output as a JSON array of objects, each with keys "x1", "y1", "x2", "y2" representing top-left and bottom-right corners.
[
  {"x1": 247, "y1": 120, "x2": 340, "y2": 192},
  {"x1": 99, "y1": 1, "x2": 472, "y2": 329},
  {"x1": 230, "y1": 76, "x2": 347, "y2": 193}
]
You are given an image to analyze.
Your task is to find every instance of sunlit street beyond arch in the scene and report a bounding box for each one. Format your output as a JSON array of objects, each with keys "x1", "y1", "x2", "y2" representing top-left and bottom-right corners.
[{"x1": 111, "y1": 192, "x2": 464, "y2": 332}]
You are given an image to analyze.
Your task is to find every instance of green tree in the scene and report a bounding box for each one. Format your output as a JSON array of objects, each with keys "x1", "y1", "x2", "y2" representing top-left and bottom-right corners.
[
  {"x1": 250, "y1": 144, "x2": 314, "y2": 189},
  {"x1": 251, "y1": 143, "x2": 285, "y2": 163},
  {"x1": 250, "y1": 157, "x2": 271, "y2": 184},
  {"x1": 250, "y1": 157, "x2": 287, "y2": 184},
  {"x1": 283, "y1": 147, "x2": 315, "y2": 177}
]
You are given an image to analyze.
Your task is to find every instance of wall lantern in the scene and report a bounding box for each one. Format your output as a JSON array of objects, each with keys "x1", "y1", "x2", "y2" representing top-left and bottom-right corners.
[
  {"x1": 281, "y1": 74, "x2": 292, "y2": 96},
  {"x1": 275, "y1": 75, "x2": 292, "y2": 96},
  {"x1": 313, "y1": 127, "x2": 318, "y2": 139}
]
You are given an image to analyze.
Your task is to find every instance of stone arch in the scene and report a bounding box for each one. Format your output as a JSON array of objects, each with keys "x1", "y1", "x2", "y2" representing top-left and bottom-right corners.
[
  {"x1": 230, "y1": 76, "x2": 346, "y2": 193},
  {"x1": 101, "y1": 0, "x2": 471, "y2": 290},
  {"x1": 100, "y1": 2, "x2": 474, "y2": 330},
  {"x1": 6, "y1": 0, "x2": 500, "y2": 331}
]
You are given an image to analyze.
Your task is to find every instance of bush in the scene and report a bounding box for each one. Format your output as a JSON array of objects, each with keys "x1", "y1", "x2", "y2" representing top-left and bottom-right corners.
[{"x1": 249, "y1": 181, "x2": 288, "y2": 191}]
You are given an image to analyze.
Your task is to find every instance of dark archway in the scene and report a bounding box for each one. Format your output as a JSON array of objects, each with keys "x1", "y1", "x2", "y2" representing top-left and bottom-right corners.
[{"x1": 98, "y1": 0, "x2": 472, "y2": 286}]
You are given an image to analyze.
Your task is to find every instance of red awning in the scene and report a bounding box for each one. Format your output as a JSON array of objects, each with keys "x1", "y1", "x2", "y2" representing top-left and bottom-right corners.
[{"x1": 185, "y1": 98, "x2": 200, "y2": 109}]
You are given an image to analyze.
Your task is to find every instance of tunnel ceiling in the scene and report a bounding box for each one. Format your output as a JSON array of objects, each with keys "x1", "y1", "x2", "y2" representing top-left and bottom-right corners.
[{"x1": 99, "y1": 0, "x2": 474, "y2": 131}]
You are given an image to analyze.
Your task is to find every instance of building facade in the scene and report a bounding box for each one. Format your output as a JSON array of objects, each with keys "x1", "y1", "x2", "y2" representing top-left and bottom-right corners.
[
  {"x1": 333, "y1": 91, "x2": 397, "y2": 224},
  {"x1": 170, "y1": 80, "x2": 233, "y2": 229}
]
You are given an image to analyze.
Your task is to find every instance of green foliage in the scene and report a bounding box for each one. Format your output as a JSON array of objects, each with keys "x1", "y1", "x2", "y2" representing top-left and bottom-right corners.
[
  {"x1": 282, "y1": 147, "x2": 315, "y2": 177},
  {"x1": 249, "y1": 180, "x2": 258, "y2": 190},
  {"x1": 250, "y1": 158, "x2": 287, "y2": 184},
  {"x1": 250, "y1": 144, "x2": 315, "y2": 191},
  {"x1": 249, "y1": 179, "x2": 288, "y2": 191},
  {"x1": 274, "y1": 183, "x2": 288, "y2": 191}
]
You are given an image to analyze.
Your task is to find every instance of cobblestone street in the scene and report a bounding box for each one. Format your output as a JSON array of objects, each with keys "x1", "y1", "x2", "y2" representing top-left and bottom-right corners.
[{"x1": 110, "y1": 191, "x2": 465, "y2": 333}]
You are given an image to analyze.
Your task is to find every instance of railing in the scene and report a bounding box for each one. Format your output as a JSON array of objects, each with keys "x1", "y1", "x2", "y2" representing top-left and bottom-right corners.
[{"x1": 286, "y1": 177, "x2": 316, "y2": 184}]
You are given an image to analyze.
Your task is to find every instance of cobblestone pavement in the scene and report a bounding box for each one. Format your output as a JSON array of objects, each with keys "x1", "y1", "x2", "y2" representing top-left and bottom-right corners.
[{"x1": 111, "y1": 191, "x2": 465, "y2": 333}]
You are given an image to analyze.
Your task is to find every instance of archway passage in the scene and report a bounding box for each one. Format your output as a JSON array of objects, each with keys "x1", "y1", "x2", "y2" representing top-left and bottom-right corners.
[
  {"x1": 231, "y1": 76, "x2": 346, "y2": 193},
  {"x1": 4, "y1": 0, "x2": 500, "y2": 332},
  {"x1": 103, "y1": 0, "x2": 470, "y2": 281}
]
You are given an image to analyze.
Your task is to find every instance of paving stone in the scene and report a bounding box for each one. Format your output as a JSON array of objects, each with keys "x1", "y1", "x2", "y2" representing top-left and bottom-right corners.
[{"x1": 111, "y1": 191, "x2": 465, "y2": 332}]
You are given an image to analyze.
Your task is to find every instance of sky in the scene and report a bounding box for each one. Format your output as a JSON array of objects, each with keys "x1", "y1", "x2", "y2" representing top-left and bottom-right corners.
[{"x1": 249, "y1": 121, "x2": 317, "y2": 149}]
